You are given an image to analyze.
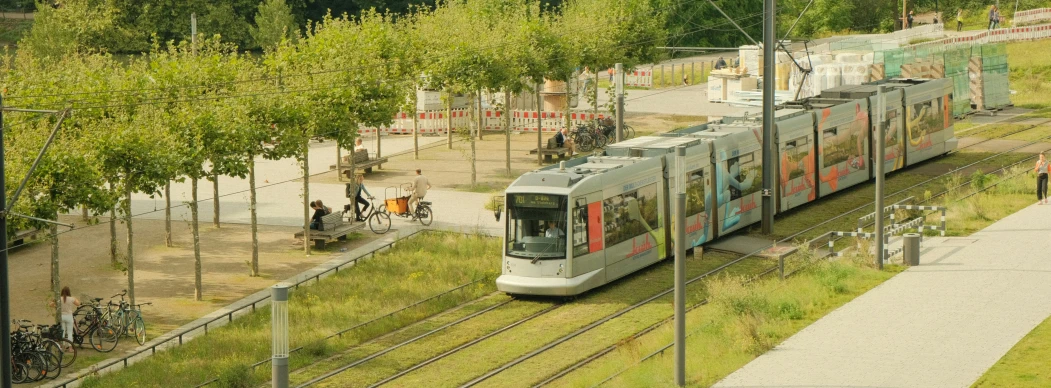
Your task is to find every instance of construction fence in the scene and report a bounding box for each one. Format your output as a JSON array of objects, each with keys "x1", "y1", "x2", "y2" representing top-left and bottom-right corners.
[{"x1": 358, "y1": 109, "x2": 609, "y2": 136}]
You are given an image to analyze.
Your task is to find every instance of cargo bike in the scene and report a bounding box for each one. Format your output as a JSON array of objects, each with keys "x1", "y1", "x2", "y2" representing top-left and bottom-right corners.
[{"x1": 383, "y1": 184, "x2": 434, "y2": 226}]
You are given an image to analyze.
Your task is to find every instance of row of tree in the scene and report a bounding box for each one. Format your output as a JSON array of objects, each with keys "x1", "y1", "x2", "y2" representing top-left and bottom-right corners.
[{"x1": 4, "y1": 0, "x2": 664, "y2": 322}]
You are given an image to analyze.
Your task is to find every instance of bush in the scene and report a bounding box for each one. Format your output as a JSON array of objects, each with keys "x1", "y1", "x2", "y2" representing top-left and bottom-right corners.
[{"x1": 217, "y1": 364, "x2": 255, "y2": 388}]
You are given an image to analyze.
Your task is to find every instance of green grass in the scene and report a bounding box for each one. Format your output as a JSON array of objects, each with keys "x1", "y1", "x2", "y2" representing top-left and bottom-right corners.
[
  {"x1": 549, "y1": 250, "x2": 900, "y2": 387},
  {"x1": 83, "y1": 232, "x2": 500, "y2": 387},
  {"x1": 973, "y1": 314, "x2": 1051, "y2": 387},
  {"x1": 1009, "y1": 40, "x2": 1051, "y2": 109},
  {"x1": 934, "y1": 164, "x2": 1040, "y2": 236}
]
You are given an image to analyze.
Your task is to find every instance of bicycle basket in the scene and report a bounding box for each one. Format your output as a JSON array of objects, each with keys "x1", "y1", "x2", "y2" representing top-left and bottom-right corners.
[{"x1": 385, "y1": 198, "x2": 408, "y2": 214}]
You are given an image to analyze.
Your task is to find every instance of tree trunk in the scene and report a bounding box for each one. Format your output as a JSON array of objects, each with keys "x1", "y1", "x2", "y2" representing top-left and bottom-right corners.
[
  {"x1": 50, "y1": 218, "x2": 59, "y2": 325},
  {"x1": 504, "y1": 90, "x2": 512, "y2": 176},
  {"x1": 249, "y1": 158, "x2": 259, "y2": 277},
  {"x1": 336, "y1": 144, "x2": 343, "y2": 182},
  {"x1": 564, "y1": 77, "x2": 572, "y2": 142},
  {"x1": 164, "y1": 181, "x2": 172, "y2": 247},
  {"x1": 447, "y1": 90, "x2": 453, "y2": 150},
  {"x1": 303, "y1": 144, "x2": 311, "y2": 256},
  {"x1": 191, "y1": 177, "x2": 203, "y2": 301},
  {"x1": 470, "y1": 93, "x2": 477, "y2": 185},
  {"x1": 594, "y1": 71, "x2": 599, "y2": 116},
  {"x1": 125, "y1": 187, "x2": 136, "y2": 306},
  {"x1": 536, "y1": 83, "x2": 543, "y2": 165},
  {"x1": 413, "y1": 103, "x2": 420, "y2": 160},
  {"x1": 477, "y1": 91, "x2": 484, "y2": 140},
  {"x1": 212, "y1": 174, "x2": 220, "y2": 228},
  {"x1": 81, "y1": 206, "x2": 88, "y2": 222},
  {"x1": 375, "y1": 129, "x2": 382, "y2": 170},
  {"x1": 109, "y1": 207, "x2": 118, "y2": 265}
]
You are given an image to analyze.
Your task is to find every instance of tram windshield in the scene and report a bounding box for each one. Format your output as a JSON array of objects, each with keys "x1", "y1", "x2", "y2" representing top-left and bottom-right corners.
[{"x1": 506, "y1": 193, "x2": 567, "y2": 259}]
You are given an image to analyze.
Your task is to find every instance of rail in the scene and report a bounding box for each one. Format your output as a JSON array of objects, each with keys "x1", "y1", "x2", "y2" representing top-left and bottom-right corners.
[{"x1": 52, "y1": 229, "x2": 426, "y2": 387}]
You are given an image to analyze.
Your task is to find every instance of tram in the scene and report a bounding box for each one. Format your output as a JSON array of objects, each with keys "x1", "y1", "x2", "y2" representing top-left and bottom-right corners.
[{"x1": 497, "y1": 78, "x2": 955, "y2": 296}]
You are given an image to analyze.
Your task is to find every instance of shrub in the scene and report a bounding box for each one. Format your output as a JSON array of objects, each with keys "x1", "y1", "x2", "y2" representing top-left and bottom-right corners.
[{"x1": 217, "y1": 364, "x2": 254, "y2": 388}]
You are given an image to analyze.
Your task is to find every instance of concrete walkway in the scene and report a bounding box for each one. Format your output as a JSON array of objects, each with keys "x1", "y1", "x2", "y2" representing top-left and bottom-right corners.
[{"x1": 716, "y1": 202, "x2": 1051, "y2": 388}]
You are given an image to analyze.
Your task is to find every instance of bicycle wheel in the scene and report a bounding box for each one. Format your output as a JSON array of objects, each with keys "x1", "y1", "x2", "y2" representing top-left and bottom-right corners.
[
  {"x1": 625, "y1": 125, "x2": 636, "y2": 139},
  {"x1": 368, "y1": 211, "x2": 392, "y2": 234},
  {"x1": 417, "y1": 206, "x2": 433, "y2": 226},
  {"x1": 133, "y1": 316, "x2": 147, "y2": 345},
  {"x1": 73, "y1": 306, "x2": 95, "y2": 337},
  {"x1": 576, "y1": 134, "x2": 594, "y2": 152},
  {"x1": 16, "y1": 352, "x2": 45, "y2": 382},
  {"x1": 51, "y1": 338, "x2": 76, "y2": 368},
  {"x1": 11, "y1": 357, "x2": 28, "y2": 383},
  {"x1": 594, "y1": 133, "x2": 608, "y2": 148},
  {"x1": 41, "y1": 349, "x2": 61, "y2": 379},
  {"x1": 89, "y1": 323, "x2": 119, "y2": 352}
]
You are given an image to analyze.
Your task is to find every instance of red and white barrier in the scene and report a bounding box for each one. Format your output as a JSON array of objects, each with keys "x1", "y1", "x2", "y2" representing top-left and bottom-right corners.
[{"x1": 359, "y1": 109, "x2": 609, "y2": 136}]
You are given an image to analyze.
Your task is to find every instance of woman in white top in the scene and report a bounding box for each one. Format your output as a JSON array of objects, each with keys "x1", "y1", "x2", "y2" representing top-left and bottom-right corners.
[
  {"x1": 1036, "y1": 153, "x2": 1050, "y2": 204},
  {"x1": 59, "y1": 286, "x2": 80, "y2": 343}
]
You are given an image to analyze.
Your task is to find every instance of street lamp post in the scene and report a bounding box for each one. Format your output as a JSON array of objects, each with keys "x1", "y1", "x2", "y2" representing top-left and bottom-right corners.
[
  {"x1": 674, "y1": 146, "x2": 687, "y2": 386},
  {"x1": 272, "y1": 284, "x2": 290, "y2": 388}
]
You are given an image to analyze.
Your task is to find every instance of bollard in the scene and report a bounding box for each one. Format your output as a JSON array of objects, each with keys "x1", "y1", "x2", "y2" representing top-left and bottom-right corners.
[
  {"x1": 272, "y1": 284, "x2": 290, "y2": 388},
  {"x1": 903, "y1": 233, "x2": 921, "y2": 266}
]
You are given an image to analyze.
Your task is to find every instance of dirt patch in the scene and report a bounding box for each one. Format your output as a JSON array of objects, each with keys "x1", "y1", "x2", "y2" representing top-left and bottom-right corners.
[{"x1": 9, "y1": 214, "x2": 389, "y2": 352}]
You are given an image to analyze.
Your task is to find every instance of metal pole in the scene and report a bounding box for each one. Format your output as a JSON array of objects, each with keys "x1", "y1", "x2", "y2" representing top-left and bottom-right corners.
[
  {"x1": 875, "y1": 86, "x2": 885, "y2": 269},
  {"x1": 0, "y1": 96, "x2": 11, "y2": 388},
  {"x1": 536, "y1": 83, "x2": 543, "y2": 165},
  {"x1": 761, "y1": 0, "x2": 776, "y2": 235},
  {"x1": 674, "y1": 146, "x2": 687, "y2": 386},
  {"x1": 191, "y1": 13, "x2": 197, "y2": 55},
  {"x1": 272, "y1": 284, "x2": 290, "y2": 388},
  {"x1": 615, "y1": 63, "x2": 624, "y2": 143}
]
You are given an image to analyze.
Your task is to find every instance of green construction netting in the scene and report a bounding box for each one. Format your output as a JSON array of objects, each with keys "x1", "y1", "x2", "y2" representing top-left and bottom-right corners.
[
  {"x1": 944, "y1": 47, "x2": 972, "y2": 117},
  {"x1": 976, "y1": 43, "x2": 1011, "y2": 110}
]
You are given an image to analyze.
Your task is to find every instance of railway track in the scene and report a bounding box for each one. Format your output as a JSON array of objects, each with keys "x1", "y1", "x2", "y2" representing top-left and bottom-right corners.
[{"x1": 286, "y1": 113, "x2": 1051, "y2": 388}]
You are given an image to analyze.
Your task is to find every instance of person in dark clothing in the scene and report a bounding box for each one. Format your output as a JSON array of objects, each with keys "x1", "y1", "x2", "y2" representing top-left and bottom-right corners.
[
  {"x1": 310, "y1": 202, "x2": 324, "y2": 230},
  {"x1": 353, "y1": 175, "x2": 373, "y2": 221},
  {"x1": 907, "y1": 10, "x2": 915, "y2": 28},
  {"x1": 714, "y1": 57, "x2": 727, "y2": 70}
]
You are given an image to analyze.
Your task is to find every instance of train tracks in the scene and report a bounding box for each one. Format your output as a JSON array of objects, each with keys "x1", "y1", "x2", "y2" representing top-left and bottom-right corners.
[{"x1": 282, "y1": 113, "x2": 1051, "y2": 388}]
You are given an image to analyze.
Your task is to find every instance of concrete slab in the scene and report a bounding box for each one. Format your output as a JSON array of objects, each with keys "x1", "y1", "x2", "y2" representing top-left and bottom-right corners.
[
  {"x1": 715, "y1": 201, "x2": 1051, "y2": 388},
  {"x1": 706, "y1": 235, "x2": 797, "y2": 259}
]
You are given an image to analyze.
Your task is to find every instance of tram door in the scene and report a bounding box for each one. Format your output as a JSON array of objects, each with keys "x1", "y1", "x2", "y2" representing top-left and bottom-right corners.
[{"x1": 569, "y1": 192, "x2": 604, "y2": 279}]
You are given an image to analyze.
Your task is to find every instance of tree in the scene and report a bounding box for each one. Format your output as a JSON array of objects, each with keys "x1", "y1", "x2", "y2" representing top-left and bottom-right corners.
[{"x1": 252, "y1": 0, "x2": 299, "y2": 51}]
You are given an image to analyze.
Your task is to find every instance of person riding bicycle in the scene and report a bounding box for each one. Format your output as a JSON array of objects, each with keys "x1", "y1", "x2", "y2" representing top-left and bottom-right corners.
[
  {"x1": 408, "y1": 168, "x2": 431, "y2": 215},
  {"x1": 352, "y1": 175, "x2": 373, "y2": 222}
]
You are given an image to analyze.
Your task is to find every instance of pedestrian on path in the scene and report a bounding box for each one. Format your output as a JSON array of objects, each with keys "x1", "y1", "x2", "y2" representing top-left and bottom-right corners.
[
  {"x1": 907, "y1": 10, "x2": 915, "y2": 28},
  {"x1": 957, "y1": 9, "x2": 964, "y2": 31},
  {"x1": 1036, "y1": 153, "x2": 1049, "y2": 204},
  {"x1": 989, "y1": 5, "x2": 999, "y2": 30},
  {"x1": 607, "y1": 68, "x2": 613, "y2": 83}
]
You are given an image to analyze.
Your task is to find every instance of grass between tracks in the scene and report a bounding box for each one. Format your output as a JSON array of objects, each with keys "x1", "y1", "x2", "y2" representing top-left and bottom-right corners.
[
  {"x1": 80, "y1": 232, "x2": 499, "y2": 388},
  {"x1": 311, "y1": 251, "x2": 761, "y2": 388},
  {"x1": 549, "y1": 249, "x2": 899, "y2": 387}
]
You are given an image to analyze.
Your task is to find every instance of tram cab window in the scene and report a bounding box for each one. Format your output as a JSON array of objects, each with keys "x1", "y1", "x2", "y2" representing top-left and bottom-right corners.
[{"x1": 506, "y1": 194, "x2": 567, "y2": 259}]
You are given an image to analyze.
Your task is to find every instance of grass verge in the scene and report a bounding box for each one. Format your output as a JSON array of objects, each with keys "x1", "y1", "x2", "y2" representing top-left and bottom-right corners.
[
  {"x1": 550, "y1": 249, "x2": 900, "y2": 387},
  {"x1": 80, "y1": 232, "x2": 500, "y2": 388},
  {"x1": 972, "y1": 314, "x2": 1051, "y2": 387},
  {"x1": 1009, "y1": 40, "x2": 1051, "y2": 109}
]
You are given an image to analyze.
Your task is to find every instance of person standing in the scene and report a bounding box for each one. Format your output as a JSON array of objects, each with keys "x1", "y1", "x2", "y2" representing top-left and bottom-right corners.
[
  {"x1": 58, "y1": 287, "x2": 79, "y2": 345},
  {"x1": 1036, "y1": 153, "x2": 1050, "y2": 204},
  {"x1": 408, "y1": 168, "x2": 431, "y2": 214},
  {"x1": 607, "y1": 68, "x2": 614, "y2": 83},
  {"x1": 957, "y1": 9, "x2": 964, "y2": 31},
  {"x1": 907, "y1": 10, "x2": 915, "y2": 28},
  {"x1": 989, "y1": 5, "x2": 998, "y2": 30}
]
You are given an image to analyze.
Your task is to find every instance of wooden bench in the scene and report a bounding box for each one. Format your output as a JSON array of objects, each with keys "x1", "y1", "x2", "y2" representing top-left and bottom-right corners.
[
  {"x1": 7, "y1": 228, "x2": 39, "y2": 248},
  {"x1": 329, "y1": 149, "x2": 389, "y2": 175},
  {"x1": 529, "y1": 137, "x2": 570, "y2": 162},
  {"x1": 293, "y1": 212, "x2": 364, "y2": 249}
]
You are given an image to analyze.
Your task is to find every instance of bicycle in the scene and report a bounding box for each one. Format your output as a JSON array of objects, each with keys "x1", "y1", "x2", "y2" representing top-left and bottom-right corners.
[
  {"x1": 10, "y1": 319, "x2": 57, "y2": 382},
  {"x1": 40, "y1": 323, "x2": 77, "y2": 368},
  {"x1": 100, "y1": 290, "x2": 150, "y2": 346},
  {"x1": 571, "y1": 124, "x2": 596, "y2": 152},
  {"x1": 344, "y1": 196, "x2": 391, "y2": 234},
  {"x1": 382, "y1": 185, "x2": 434, "y2": 226},
  {"x1": 72, "y1": 296, "x2": 115, "y2": 352}
]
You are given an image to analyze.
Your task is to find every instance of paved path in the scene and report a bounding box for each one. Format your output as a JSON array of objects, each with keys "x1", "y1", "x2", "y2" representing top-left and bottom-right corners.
[{"x1": 715, "y1": 202, "x2": 1051, "y2": 388}]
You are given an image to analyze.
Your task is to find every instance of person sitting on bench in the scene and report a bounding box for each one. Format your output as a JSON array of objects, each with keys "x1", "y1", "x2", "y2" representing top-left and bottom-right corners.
[
  {"x1": 310, "y1": 202, "x2": 324, "y2": 230},
  {"x1": 555, "y1": 128, "x2": 574, "y2": 156}
]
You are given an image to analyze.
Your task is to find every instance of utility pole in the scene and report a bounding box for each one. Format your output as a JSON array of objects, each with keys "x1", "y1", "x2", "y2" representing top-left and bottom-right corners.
[
  {"x1": 0, "y1": 97, "x2": 10, "y2": 388},
  {"x1": 191, "y1": 13, "x2": 197, "y2": 55},
  {"x1": 903, "y1": 0, "x2": 908, "y2": 30},
  {"x1": 673, "y1": 146, "x2": 687, "y2": 386},
  {"x1": 615, "y1": 63, "x2": 624, "y2": 143},
  {"x1": 761, "y1": 0, "x2": 775, "y2": 235},
  {"x1": 875, "y1": 87, "x2": 885, "y2": 270}
]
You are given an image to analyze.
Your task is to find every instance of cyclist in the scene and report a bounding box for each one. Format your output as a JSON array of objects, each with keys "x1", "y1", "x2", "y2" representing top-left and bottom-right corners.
[
  {"x1": 352, "y1": 175, "x2": 373, "y2": 221},
  {"x1": 408, "y1": 168, "x2": 431, "y2": 215}
]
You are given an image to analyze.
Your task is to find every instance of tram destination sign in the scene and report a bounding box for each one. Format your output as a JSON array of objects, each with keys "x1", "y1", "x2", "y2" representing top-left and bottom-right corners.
[{"x1": 512, "y1": 193, "x2": 561, "y2": 208}]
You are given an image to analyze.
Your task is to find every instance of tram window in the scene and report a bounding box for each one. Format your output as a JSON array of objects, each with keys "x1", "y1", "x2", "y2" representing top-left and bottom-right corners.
[
  {"x1": 603, "y1": 183, "x2": 659, "y2": 247},
  {"x1": 506, "y1": 194, "x2": 567, "y2": 259},
  {"x1": 572, "y1": 200, "x2": 589, "y2": 257},
  {"x1": 727, "y1": 154, "x2": 759, "y2": 201},
  {"x1": 685, "y1": 170, "x2": 706, "y2": 216}
]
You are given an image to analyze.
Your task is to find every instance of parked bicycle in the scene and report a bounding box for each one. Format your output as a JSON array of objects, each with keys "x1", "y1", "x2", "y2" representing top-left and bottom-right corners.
[
  {"x1": 98, "y1": 290, "x2": 150, "y2": 346},
  {"x1": 40, "y1": 323, "x2": 77, "y2": 368},
  {"x1": 10, "y1": 319, "x2": 59, "y2": 382},
  {"x1": 72, "y1": 296, "x2": 118, "y2": 352}
]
